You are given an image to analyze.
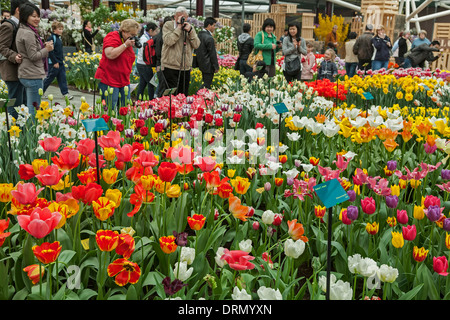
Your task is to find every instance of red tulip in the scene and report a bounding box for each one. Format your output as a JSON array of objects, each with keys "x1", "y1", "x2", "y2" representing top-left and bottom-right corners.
[
  {"x1": 361, "y1": 197, "x2": 376, "y2": 215},
  {"x1": 135, "y1": 150, "x2": 159, "y2": 168},
  {"x1": 36, "y1": 164, "x2": 67, "y2": 186},
  {"x1": 76, "y1": 139, "x2": 95, "y2": 156},
  {"x1": 220, "y1": 249, "x2": 255, "y2": 271},
  {"x1": 0, "y1": 218, "x2": 11, "y2": 246},
  {"x1": 402, "y1": 224, "x2": 416, "y2": 241},
  {"x1": 98, "y1": 130, "x2": 122, "y2": 149},
  {"x1": 233, "y1": 114, "x2": 241, "y2": 123},
  {"x1": 107, "y1": 258, "x2": 141, "y2": 286},
  {"x1": 433, "y1": 256, "x2": 449, "y2": 276},
  {"x1": 11, "y1": 183, "x2": 44, "y2": 205},
  {"x1": 71, "y1": 183, "x2": 103, "y2": 204},
  {"x1": 52, "y1": 147, "x2": 80, "y2": 170},
  {"x1": 18, "y1": 164, "x2": 36, "y2": 180},
  {"x1": 115, "y1": 233, "x2": 135, "y2": 259},
  {"x1": 158, "y1": 162, "x2": 177, "y2": 182},
  {"x1": 194, "y1": 156, "x2": 216, "y2": 172},
  {"x1": 115, "y1": 144, "x2": 135, "y2": 163},
  {"x1": 32, "y1": 241, "x2": 62, "y2": 264},
  {"x1": 154, "y1": 122, "x2": 164, "y2": 133},
  {"x1": 23, "y1": 264, "x2": 45, "y2": 285},
  {"x1": 38, "y1": 136, "x2": 61, "y2": 152},
  {"x1": 397, "y1": 209, "x2": 409, "y2": 224},
  {"x1": 16, "y1": 207, "x2": 61, "y2": 239},
  {"x1": 424, "y1": 195, "x2": 440, "y2": 209}
]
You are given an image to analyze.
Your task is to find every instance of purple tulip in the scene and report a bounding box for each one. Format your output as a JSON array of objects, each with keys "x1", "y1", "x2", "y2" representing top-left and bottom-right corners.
[
  {"x1": 347, "y1": 205, "x2": 359, "y2": 220},
  {"x1": 347, "y1": 190, "x2": 356, "y2": 202},
  {"x1": 385, "y1": 195, "x2": 399, "y2": 209},
  {"x1": 426, "y1": 205, "x2": 441, "y2": 222},
  {"x1": 386, "y1": 160, "x2": 397, "y2": 171},
  {"x1": 441, "y1": 169, "x2": 450, "y2": 180},
  {"x1": 443, "y1": 218, "x2": 450, "y2": 232}
]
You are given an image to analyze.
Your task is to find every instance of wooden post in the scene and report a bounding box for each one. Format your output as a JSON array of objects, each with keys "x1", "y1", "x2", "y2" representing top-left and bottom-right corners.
[
  {"x1": 41, "y1": 0, "x2": 50, "y2": 9},
  {"x1": 92, "y1": 0, "x2": 100, "y2": 10},
  {"x1": 139, "y1": 0, "x2": 147, "y2": 16},
  {"x1": 196, "y1": 0, "x2": 204, "y2": 17},
  {"x1": 212, "y1": 0, "x2": 219, "y2": 18}
]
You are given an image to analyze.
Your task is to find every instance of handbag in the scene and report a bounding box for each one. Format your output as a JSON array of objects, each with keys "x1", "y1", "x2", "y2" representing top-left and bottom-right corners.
[
  {"x1": 247, "y1": 32, "x2": 264, "y2": 67},
  {"x1": 83, "y1": 34, "x2": 96, "y2": 52},
  {"x1": 285, "y1": 56, "x2": 301, "y2": 76}
]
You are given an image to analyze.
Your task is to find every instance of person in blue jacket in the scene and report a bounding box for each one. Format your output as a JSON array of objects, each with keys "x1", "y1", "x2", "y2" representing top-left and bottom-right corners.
[
  {"x1": 317, "y1": 48, "x2": 338, "y2": 82},
  {"x1": 43, "y1": 21, "x2": 73, "y2": 100},
  {"x1": 371, "y1": 25, "x2": 392, "y2": 71}
]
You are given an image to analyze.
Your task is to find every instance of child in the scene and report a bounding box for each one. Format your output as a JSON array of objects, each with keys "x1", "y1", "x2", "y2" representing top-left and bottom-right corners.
[
  {"x1": 244, "y1": 60, "x2": 269, "y2": 82},
  {"x1": 301, "y1": 42, "x2": 316, "y2": 81},
  {"x1": 317, "y1": 48, "x2": 338, "y2": 82},
  {"x1": 43, "y1": 21, "x2": 73, "y2": 100}
]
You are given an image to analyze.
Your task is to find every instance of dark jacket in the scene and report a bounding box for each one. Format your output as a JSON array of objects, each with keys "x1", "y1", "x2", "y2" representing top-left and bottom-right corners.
[
  {"x1": 317, "y1": 59, "x2": 338, "y2": 82},
  {"x1": 195, "y1": 29, "x2": 219, "y2": 74},
  {"x1": 398, "y1": 37, "x2": 408, "y2": 58},
  {"x1": 0, "y1": 18, "x2": 20, "y2": 81},
  {"x1": 83, "y1": 28, "x2": 99, "y2": 52},
  {"x1": 237, "y1": 33, "x2": 253, "y2": 61},
  {"x1": 153, "y1": 31, "x2": 163, "y2": 67},
  {"x1": 372, "y1": 35, "x2": 391, "y2": 61},
  {"x1": 408, "y1": 43, "x2": 440, "y2": 66},
  {"x1": 353, "y1": 31, "x2": 374, "y2": 61},
  {"x1": 47, "y1": 33, "x2": 63, "y2": 65}
]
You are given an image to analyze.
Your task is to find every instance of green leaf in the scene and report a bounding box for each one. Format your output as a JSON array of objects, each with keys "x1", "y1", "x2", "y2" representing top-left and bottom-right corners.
[{"x1": 398, "y1": 284, "x2": 424, "y2": 300}]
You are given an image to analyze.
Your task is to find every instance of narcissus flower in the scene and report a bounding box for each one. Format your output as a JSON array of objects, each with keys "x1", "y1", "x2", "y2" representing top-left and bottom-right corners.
[
  {"x1": 32, "y1": 241, "x2": 62, "y2": 264},
  {"x1": 159, "y1": 235, "x2": 177, "y2": 254},
  {"x1": 96, "y1": 229, "x2": 119, "y2": 252},
  {"x1": 107, "y1": 258, "x2": 141, "y2": 286},
  {"x1": 187, "y1": 214, "x2": 206, "y2": 231},
  {"x1": 23, "y1": 264, "x2": 45, "y2": 285}
]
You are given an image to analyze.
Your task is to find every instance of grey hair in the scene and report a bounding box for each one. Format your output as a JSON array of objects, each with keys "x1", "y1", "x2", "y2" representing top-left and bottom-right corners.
[{"x1": 175, "y1": 6, "x2": 188, "y2": 14}]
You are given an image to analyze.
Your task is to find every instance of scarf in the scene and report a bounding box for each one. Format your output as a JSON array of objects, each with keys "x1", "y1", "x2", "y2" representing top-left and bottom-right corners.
[
  {"x1": 85, "y1": 27, "x2": 92, "y2": 33},
  {"x1": 27, "y1": 24, "x2": 48, "y2": 73}
]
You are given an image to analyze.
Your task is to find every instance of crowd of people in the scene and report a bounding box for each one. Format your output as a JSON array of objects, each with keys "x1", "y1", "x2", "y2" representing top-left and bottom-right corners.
[{"x1": 0, "y1": 2, "x2": 446, "y2": 118}]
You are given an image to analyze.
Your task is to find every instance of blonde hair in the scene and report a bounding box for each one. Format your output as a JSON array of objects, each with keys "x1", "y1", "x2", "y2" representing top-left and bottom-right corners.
[
  {"x1": 376, "y1": 25, "x2": 385, "y2": 32},
  {"x1": 325, "y1": 48, "x2": 336, "y2": 59},
  {"x1": 119, "y1": 19, "x2": 140, "y2": 33},
  {"x1": 51, "y1": 21, "x2": 64, "y2": 30}
]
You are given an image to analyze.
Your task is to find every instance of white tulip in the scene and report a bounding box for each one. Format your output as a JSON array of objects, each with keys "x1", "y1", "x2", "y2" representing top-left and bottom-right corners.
[
  {"x1": 257, "y1": 286, "x2": 283, "y2": 300},
  {"x1": 238, "y1": 239, "x2": 252, "y2": 253},
  {"x1": 231, "y1": 287, "x2": 252, "y2": 300},
  {"x1": 180, "y1": 247, "x2": 195, "y2": 265},
  {"x1": 262, "y1": 210, "x2": 275, "y2": 225},
  {"x1": 173, "y1": 261, "x2": 193, "y2": 282},
  {"x1": 377, "y1": 264, "x2": 398, "y2": 283},
  {"x1": 284, "y1": 239, "x2": 305, "y2": 259}
]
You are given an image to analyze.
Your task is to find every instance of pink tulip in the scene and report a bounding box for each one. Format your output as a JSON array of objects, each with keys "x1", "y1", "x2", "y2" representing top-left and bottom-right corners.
[
  {"x1": 16, "y1": 207, "x2": 61, "y2": 239},
  {"x1": 98, "y1": 130, "x2": 122, "y2": 149},
  {"x1": 397, "y1": 209, "x2": 409, "y2": 224},
  {"x1": 38, "y1": 136, "x2": 61, "y2": 152},
  {"x1": 76, "y1": 139, "x2": 95, "y2": 156},
  {"x1": 88, "y1": 153, "x2": 106, "y2": 169},
  {"x1": 36, "y1": 164, "x2": 67, "y2": 186},
  {"x1": 134, "y1": 150, "x2": 159, "y2": 168},
  {"x1": 361, "y1": 197, "x2": 376, "y2": 215},
  {"x1": 333, "y1": 154, "x2": 350, "y2": 170},
  {"x1": 115, "y1": 144, "x2": 135, "y2": 163},
  {"x1": 402, "y1": 225, "x2": 416, "y2": 241},
  {"x1": 433, "y1": 256, "x2": 449, "y2": 276},
  {"x1": 194, "y1": 156, "x2": 216, "y2": 172},
  {"x1": 52, "y1": 147, "x2": 80, "y2": 170},
  {"x1": 11, "y1": 183, "x2": 44, "y2": 205},
  {"x1": 220, "y1": 249, "x2": 255, "y2": 271}
]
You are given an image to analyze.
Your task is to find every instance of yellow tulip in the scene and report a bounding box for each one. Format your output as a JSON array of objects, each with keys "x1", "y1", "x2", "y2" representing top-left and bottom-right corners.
[{"x1": 391, "y1": 231, "x2": 404, "y2": 248}]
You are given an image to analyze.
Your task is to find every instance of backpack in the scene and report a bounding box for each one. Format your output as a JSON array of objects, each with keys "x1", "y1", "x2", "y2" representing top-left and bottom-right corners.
[
  {"x1": 142, "y1": 37, "x2": 156, "y2": 67},
  {"x1": 0, "y1": 19, "x2": 19, "y2": 61}
]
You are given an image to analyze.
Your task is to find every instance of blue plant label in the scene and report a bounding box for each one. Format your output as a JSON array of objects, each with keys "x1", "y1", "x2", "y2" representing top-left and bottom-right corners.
[
  {"x1": 274, "y1": 102, "x2": 289, "y2": 114},
  {"x1": 82, "y1": 118, "x2": 109, "y2": 133},
  {"x1": 362, "y1": 92, "x2": 374, "y2": 100},
  {"x1": 313, "y1": 178, "x2": 350, "y2": 208}
]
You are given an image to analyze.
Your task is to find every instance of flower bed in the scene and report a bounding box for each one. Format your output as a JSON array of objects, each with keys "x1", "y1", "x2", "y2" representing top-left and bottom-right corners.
[{"x1": 0, "y1": 69, "x2": 450, "y2": 301}]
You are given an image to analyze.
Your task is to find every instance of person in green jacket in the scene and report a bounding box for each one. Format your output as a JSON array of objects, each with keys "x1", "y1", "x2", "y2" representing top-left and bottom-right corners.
[{"x1": 253, "y1": 18, "x2": 282, "y2": 77}]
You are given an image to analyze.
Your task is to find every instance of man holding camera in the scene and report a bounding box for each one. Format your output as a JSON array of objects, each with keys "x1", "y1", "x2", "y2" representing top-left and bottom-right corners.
[
  {"x1": 94, "y1": 19, "x2": 140, "y2": 110},
  {"x1": 194, "y1": 17, "x2": 219, "y2": 90},
  {"x1": 161, "y1": 6, "x2": 200, "y2": 97}
]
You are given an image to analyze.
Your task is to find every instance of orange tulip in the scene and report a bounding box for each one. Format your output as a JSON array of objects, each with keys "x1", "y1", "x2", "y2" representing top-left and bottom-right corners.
[
  {"x1": 383, "y1": 138, "x2": 399, "y2": 152},
  {"x1": 287, "y1": 219, "x2": 308, "y2": 242},
  {"x1": 187, "y1": 214, "x2": 206, "y2": 231},
  {"x1": 228, "y1": 195, "x2": 250, "y2": 222},
  {"x1": 32, "y1": 241, "x2": 62, "y2": 264},
  {"x1": 23, "y1": 264, "x2": 45, "y2": 285},
  {"x1": 96, "y1": 229, "x2": 119, "y2": 252},
  {"x1": 159, "y1": 235, "x2": 177, "y2": 254}
]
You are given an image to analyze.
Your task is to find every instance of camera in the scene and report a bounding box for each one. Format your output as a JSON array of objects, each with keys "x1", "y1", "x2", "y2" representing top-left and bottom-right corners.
[
  {"x1": 180, "y1": 17, "x2": 185, "y2": 24},
  {"x1": 296, "y1": 37, "x2": 301, "y2": 42},
  {"x1": 128, "y1": 36, "x2": 142, "y2": 48},
  {"x1": 276, "y1": 40, "x2": 281, "y2": 45}
]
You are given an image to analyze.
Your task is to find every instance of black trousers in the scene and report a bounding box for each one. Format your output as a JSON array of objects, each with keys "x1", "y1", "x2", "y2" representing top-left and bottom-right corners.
[
  {"x1": 162, "y1": 67, "x2": 190, "y2": 96},
  {"x1": 357, "y1": 59, "x2": 372, "y2": 72},
  {"x1": 200, "y1": 72, "x2": 214, "y2": 89}
]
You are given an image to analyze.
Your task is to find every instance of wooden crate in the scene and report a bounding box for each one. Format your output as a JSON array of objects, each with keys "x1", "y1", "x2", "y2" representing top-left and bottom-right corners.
[
  {"x1": 252, "y1": 13, "x2": 286, "y2": 39},
  {"x1": 301, "y1": 13, "x2": 316, "y2": 41},
  {"x1": 216, "y1": 18, "x2": 232, "y2": 27},
  {"x1": 270, "y1": 4, "x2": 297, "y2": 14},
  {"x1": 244, "y1": 19, "x2": 256, "y2": 38},
  {"x1": 360, "y1": 0, "x2": 399, "y2": 15},
  {"x1": 362, "y1": 12, "x2": 396, "y2": 40},
  {"x1": 431, "y1": 24, "x2": 450, "y2": 70},
  {"x1": 433, "y1": 23, "x2": 450, "y2": 40},
  {"x1": 351, "y1": 16, "x2": 363, "y2": 37}
]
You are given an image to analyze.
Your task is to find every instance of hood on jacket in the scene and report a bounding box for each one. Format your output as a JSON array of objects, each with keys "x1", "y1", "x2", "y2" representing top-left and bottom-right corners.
[{"x1": 238, "y1": 33, "x2": 251, "y2": 43}]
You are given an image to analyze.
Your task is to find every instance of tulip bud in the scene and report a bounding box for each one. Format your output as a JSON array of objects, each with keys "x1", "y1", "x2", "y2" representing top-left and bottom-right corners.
[
  {"x1": 38, "y1": 88, "x2": 43, "y2": 96},
  {"x1": 48, "y1": 94, "x2": 54, "y2": 101},
  {"x1": 252, "y1": 221, "x2": 260, "y2": 230}
]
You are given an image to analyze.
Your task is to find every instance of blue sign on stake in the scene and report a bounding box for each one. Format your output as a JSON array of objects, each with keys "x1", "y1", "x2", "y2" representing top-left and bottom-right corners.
[
  {"x1": 313, "y1": 178, "x2": 350, "y2": 208},
  {"x1": 362, "y1": 92, "x2": 374, "y2": 100},
  {"x1": 273, "y1": 102, "x2": 289, "y2": 114},
  {"x1": 81, "y1": 118, "x2": 109, "y2": 133}
]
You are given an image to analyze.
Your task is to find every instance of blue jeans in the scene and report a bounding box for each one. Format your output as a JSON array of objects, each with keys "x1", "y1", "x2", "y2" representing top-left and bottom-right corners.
[
  {"x1": 372, "y1": 60, "x2": 389, "y2": 71},
  {"x1": 43, "y1": 63, "x2": 69, "y2": 95},
  {"x1": 98, "y1": 82, "x2": 130, "y2": 111},
  {"x1": 19, "y1": 78, "x2": 42, "y2": 120},
  {"x1": 4, "y1": 80, "x2": 26, "y2": 120},
  {"x1": 345, "y1": 62, "x2": 357, "y2": 78},
  {"x1": 136, "y1": 63, "x2": 155, "y2": 100}
]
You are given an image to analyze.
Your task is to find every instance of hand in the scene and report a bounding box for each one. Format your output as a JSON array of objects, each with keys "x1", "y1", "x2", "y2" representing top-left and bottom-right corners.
[
  {"x1": 124, "y1": 37, "x2": 134, "y2": 48},
  {"x1": 15, "y1": 54, "x2": 22, "y2": 64},
  {"x1": 45, "y1": 41, "x2": 54, "y2": 52},
  {"x1": 97, "y1": 26, "x2": 101, "y2": 30},
  {"x1": 182, "y1": 22, "x2": 192, "y2": 33},
  {"x1": 156, "y1": 66, "x2": 161, "y2": 72},
  {"x1": 272, "y1": 43, "x2": 276, "y2": 49},
  {"x1": 54, "y1": 62, "x2": 59, "y2": 68}
]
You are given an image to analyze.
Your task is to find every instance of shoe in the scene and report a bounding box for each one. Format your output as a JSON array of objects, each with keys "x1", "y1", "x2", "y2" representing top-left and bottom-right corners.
[{"x1": 64, "y1": 94, "x2": 74, "y2": 100}]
